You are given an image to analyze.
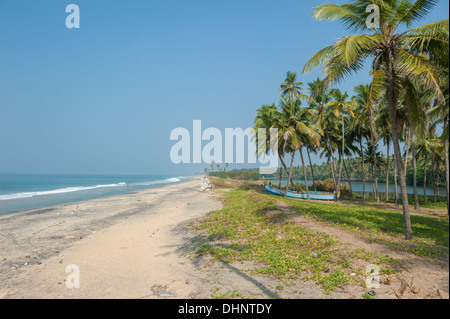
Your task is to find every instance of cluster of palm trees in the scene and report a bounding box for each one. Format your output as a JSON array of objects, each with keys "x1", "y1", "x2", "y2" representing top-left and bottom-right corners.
[{"x1": 253, "y1": 0, "x2": 448, "y2": 240}]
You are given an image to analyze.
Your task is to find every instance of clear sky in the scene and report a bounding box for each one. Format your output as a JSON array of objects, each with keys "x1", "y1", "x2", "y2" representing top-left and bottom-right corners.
[{"x1": 0, "y1": 0, "x2": 448, "y2": 176}]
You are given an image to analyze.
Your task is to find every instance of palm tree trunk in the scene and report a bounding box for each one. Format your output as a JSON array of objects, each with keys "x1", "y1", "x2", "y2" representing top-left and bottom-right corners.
[
  {"x1": 386, "y1": 139, "x2": 390, "y2": 201},
  {"x1": 372, "y1": 144, "x2": 380, "y2": 203},
  {"x1": 307, "y1": 148, "x2": 317, "y2": 191},
  {"x1": 278, "y1": 154, "x2": 283, "y2": 188},
  {"x1": 386, "y1": 51, "x2": 412, "y2": 240},
  {"x1": 336, "y1": 115, "x2": 345, "y2": 201},
  {"x1": 279, "y1": 154, "x2": 295, "y2": 190},
  {"x1": 437, "y1": 173, "x2": 440, "y2": 197},
  {"x1": 423, "y1": 153, "x2": 427, "y2": 205},
  {"x1": 299, "y1": 148, "x2": 309, "y2": 200},
  {"x1": 360, "y1": 138, "x2": 366, "y2": 201},
  {"x1": 343, "y1": 154, "x2": 353, "y2": 198},
  {"x1": 445, "y1": 118, "x2": 449, "y2": 214},
  {"x1": 432, "y1": 154, "x2": 437, "y2": 202},
  {"x1": 337, "y1": 151, "x2": 343, "y2": 202},
  {"x1": 404, "y1": 127, "x2": 411, "y2": 175},
  {"x1": 329, "y1": 156, "x2": 337, "y2": 191},
  {"x1": 279, "y1": 166, "x2": 282, "y2": 188},
  {"x1": 412, "y1": 134, "x2": 419, "y2": 210},
  {"x1": 394, "y1": 150, "x2": 399, "y2": 207},
  {"x1": 285, "y1": 152, "x2": 296, "y2": 197},
  {"x1": 371, "y1": 162, "x2": 376, "y2": 198},
  {"x1": 326, "y1": 133, "x2": 338, "y2": 191}
]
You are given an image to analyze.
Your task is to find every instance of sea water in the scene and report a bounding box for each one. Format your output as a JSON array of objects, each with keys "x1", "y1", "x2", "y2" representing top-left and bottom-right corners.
[{"x1": 0, "y1": 174, "x2": 192, "y2": 215}]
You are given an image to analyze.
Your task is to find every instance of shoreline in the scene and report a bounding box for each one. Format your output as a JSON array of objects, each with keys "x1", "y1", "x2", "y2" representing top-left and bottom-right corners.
[
  {"x1": 0, "y1": 176, "x2": 223, "y2": 298},
  {"x1": 0, "y1": 176, "x2": 195, "y2": 219},
  {"x1": 0, "y1": 176, "x2": 194, "y2": 217}
]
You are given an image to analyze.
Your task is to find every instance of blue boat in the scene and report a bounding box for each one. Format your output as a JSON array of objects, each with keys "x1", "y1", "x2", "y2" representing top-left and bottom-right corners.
[{"x1": 262, "y1": 177, "x2": 339, "y2": 201}]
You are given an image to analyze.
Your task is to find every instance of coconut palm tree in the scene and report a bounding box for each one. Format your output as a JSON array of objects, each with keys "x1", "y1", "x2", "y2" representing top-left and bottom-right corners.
[
  {"x1": 280, "y1": 72, "x2": 305, "y2": 103},
  {"x1": 306, "y1": 78, "x2": 341, "y2": 193},
  {"x1": 376, "y1": 103, "x2": 392, "y2": 201},
  {"x1": 303, "y1": 0, "x2": 449, "y2": 239},
  {"x1": 328, "y1": 89, "x2": 355, "y2": 200},
  {"x1": 352, "y1": 83, "x2": 381, "y2": 202},
  {"x1": 428, "y1": 78, "x2": 449, "y2": 211},
  {"x1": 350, "y1": 93, "x2": 371, "y2": 201},
  {"x1": 254, "y1": 103, "x2": 287, "y2": 187},
  {"x1": 278, "y1": 97, "x2": 321, "y2": 197}
]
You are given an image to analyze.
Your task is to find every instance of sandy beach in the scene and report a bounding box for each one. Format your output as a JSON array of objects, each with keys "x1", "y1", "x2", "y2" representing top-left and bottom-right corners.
[
  {"x1": 1, "y1": 176, "x2": 448, "y2": 300},
  {"x1": 0, "y1": 176, "x2": 224, "y2": 298}
]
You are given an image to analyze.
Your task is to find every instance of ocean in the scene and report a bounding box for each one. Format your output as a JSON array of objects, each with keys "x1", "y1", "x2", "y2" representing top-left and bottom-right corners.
[{"x1": 0, "y1": 174, "x2": 192, "y2": 216}]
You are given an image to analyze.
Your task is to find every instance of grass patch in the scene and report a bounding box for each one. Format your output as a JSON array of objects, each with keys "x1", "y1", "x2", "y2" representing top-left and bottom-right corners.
[
  {"x1": 193, "y1": 188, "x2": 401, "y2": 294},
  {"x1": 346, "y1": 193, "x2": 448, "y2": 210},
  {"x1": 284, "y1": 197, "x2": 449, "y2": 259}
]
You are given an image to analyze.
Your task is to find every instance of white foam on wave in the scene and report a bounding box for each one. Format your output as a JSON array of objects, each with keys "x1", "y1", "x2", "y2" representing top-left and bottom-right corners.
[
  {"x1": 132, "y1": 176, "x2": 187, "y2": 186},
  {"x1": 0, "y1": 177, "x2": 191, "y2": 201},
  {"x1": 0, "y1": 182, "x2": 127, "y2": 201}
]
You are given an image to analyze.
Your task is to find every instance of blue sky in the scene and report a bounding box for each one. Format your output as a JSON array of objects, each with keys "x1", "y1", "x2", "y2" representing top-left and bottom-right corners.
[{"x1": 0, "y1": 0, "x2": 448, "y2": 176}]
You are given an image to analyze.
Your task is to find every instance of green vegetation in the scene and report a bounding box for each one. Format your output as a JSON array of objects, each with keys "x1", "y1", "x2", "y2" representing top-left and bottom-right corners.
[
  {"x1": 209, "y1": 168, "x2": 260, "y2": 181},
  {"x1": 285, "y1": 197, "x2": 449, "y2": 259},
  {"x1": 191, "y1": 185, "x2": 418, "y2": 294}
]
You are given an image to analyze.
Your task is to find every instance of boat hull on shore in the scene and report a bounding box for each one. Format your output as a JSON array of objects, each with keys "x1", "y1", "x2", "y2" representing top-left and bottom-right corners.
[{"x1": 262, "y1": 177, "x2": 339, "y2": 201}]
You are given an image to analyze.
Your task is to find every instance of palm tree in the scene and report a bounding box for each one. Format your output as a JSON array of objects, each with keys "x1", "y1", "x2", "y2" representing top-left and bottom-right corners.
[
  {"x1": 377, "y1": 103, "x2": 392, "y2": 201},
  {"x1": 254, "y1": 104, "x2": 286, "y2": 186},
  {"x1": 278, "y1": 97, "x2": 321, "y2": 197},
  {"x1": 296, "y1": 108, "x2": 322, "y2": 199},
  {"x1": 303, "y1": 0, "x2": 448, "y2": 240},
  {"x1": 328, "y1": 89, "x2": 355, "y2": 200},
  {"x1": 306, "y1": 79, "x2": 341, "y2": 193},
  {"x1": 351, "y1": 94, "x2": 371, "y2": 200},
  {"x1": 428, "y1": 79, "x2": 449, "y2": 211},
  {"x1": 280, "y1": 72, "x2": 305, "y2": 103},
  {"x1": 364, "y1": 141, "x2": 387, "y2": 198},
  {"x1": 352, "y1": 84, "x2": 380, "y2": 202},
  {"x1": 305, "y1": 78, "x2": 333, "y2": 191}
]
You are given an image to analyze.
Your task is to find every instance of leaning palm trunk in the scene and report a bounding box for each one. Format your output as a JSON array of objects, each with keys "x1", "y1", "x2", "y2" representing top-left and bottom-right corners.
[
  {"x1": 386, "y1": 52, "x2": 412, "y2": 240},
  {"x1": 278, "y1": 163, "x2": 283, "y2": 188},
  {"x1": 325, "y1": 133, "x2": 338, "y2": 191},
  {"x1": 299, "y1": 148, "x2": 310, "y2": 200},
  {"x1": 307, "y1": 148, "x2": 317, "y2": 191},
  {"x1": 412, "y1": 135, "x2": 419, "y2": 210},
  {"x1": 279, "y1": 155, "x2": 296, "y2": 189},
  {"x1": 404, "y1": 128, "x2": 411, "y2": 176},
  {"x1": 285, "y1": 152, "x2": 296, "y2": 197}
]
